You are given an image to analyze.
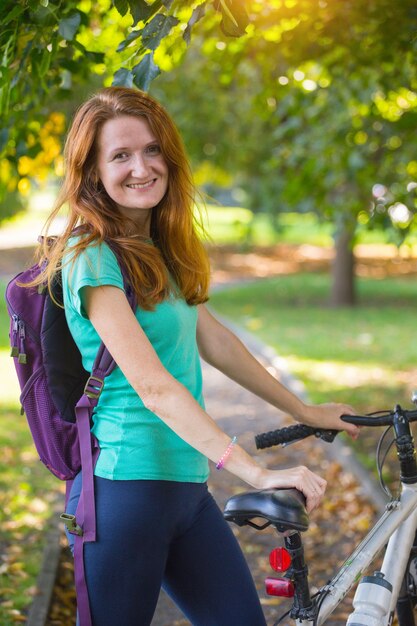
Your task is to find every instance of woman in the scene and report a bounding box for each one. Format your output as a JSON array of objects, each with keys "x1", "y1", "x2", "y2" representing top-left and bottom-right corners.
[{"x1": 37, "y1": 87, "x2": 358, "y2": 625}]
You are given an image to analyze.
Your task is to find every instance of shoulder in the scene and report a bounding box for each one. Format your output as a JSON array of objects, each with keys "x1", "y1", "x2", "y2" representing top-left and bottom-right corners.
[
  {"x1": 66, "y1": 236, "x2": 115, "y2": 262},
  {"x1": 62, "y1": 237, "x2": 123, "y2": 289}
]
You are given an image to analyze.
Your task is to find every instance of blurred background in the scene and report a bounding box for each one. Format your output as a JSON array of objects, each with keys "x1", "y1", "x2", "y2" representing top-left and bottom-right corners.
[{"x1": 1, "y1": 1, "x2": 417, "y2": 623}]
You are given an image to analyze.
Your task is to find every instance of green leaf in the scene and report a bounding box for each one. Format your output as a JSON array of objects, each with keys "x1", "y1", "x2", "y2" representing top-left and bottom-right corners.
[
  {"x1": 214, "y1": 0, "x2": 249, "y2": 37},
  {"x1": 0, "y1": 66, "x2": 10, "y2": 87},
  {"x1": 1, "y1": 5, "x2": 26, "y2": 26},
  {"x1": 117, "y1": 29, "x2": 143, "y2": 52},
  {"x1": 73, "y1": 40, "x2": 105, "y2": 63},
  {"x1": 58, "y1": 13, "x2": 81, "y2": 41},
  {"x1": 30, "y1": 48, "x2": 50, "y2": 81},
  {"x1": 142, "y1": 14, "x2": 179, "y2": 51},
  {"x1": 132, "y1": 53, "x2": 160, "y2": 91},
  {"x1": 59, "y1": 59, "x2": 82, "y2": 73},
  {"x1": 217, "y1": 0, "x2": 238, "y2": 28},
  {"x1": 112, "y1": 0, "x2": 129, "y2": 17},
  {"x1": 183, "y1": 3, "x2": 206, "y2": 45},
  {"x1": 39, "y1": 48, "x2": 52, "y2": 77},
  {"x1": 85, "y1": 50, "x2": 105, "y2": 63},
  {"x1": 31, "y1": 3, "x2": 57, "y2": 27},
  {"x1": 128, "y1": 0, "x2": 158, "y2": 27},
  {"x1": 112, "y1": 68, "x2": 134, "y2": 87}
]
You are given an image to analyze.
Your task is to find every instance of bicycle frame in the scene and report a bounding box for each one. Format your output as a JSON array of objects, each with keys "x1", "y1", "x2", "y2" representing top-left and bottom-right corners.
[{"x1": 296, "y1": 482, "x2": 417, "y2": 626}]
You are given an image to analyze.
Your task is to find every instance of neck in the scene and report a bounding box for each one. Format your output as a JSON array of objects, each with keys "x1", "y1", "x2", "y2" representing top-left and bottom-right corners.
[{"x1": 122, "y1": 211, "x2": 152, "y2": 238}]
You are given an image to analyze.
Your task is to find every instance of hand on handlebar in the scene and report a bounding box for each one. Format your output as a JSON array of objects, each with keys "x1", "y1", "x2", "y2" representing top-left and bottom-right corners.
[{"x1": 300, "y1": 402, "x2": 360, "y2": 440}]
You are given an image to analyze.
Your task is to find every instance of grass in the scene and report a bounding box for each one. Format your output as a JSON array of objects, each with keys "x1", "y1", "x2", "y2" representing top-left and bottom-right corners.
[
  {"x1": 4, "y1": 200, "x2": 417, "y2": 250},
  {"x1": 201, "y1": 207, "x2": 334, "y2": 247},
  {"x1": 0, "y1": 281, "x2": 62, "y2": 624},
  {"x1": 209, "y1": 272, "x2": 417, "y2": 476},
  {"x1": 203, "y1": 206, "x2": 417, "y2": 249},
  {"x1": 0, "y1": 403, "x2": 61, "y2": 625}
]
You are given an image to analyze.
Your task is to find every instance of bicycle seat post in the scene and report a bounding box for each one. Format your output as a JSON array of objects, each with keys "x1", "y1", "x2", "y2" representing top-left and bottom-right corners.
[{"x1": 282, "y1": 530, "x2": 316, "y2": 622}]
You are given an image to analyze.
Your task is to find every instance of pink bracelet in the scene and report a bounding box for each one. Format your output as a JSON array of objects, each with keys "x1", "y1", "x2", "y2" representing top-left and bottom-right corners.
[{"x1": 216, "y1": 436, "x2": 237, "y2": 470}]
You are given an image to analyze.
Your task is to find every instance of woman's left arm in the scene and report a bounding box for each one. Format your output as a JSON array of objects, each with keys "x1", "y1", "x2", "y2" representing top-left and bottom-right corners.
[{"x1": 196, "y1": 304, "x2": 359, "y2": 437}]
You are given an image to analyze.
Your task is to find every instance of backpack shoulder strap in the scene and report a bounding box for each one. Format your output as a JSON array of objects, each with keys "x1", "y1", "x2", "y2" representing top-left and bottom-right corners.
[{"x1": 71, "y1": 242, "x2": 137, "y2": 626}]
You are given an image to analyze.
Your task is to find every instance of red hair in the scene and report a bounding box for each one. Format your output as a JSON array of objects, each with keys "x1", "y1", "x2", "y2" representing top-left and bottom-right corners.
[{"x1": 31, "y1": 87, "x2": 210, "y2": 309}]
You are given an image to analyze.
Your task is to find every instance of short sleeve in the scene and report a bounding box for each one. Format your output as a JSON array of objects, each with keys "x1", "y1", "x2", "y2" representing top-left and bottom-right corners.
[{"x1": 62, "y1": 240, "x2": 124, "y2": 318}]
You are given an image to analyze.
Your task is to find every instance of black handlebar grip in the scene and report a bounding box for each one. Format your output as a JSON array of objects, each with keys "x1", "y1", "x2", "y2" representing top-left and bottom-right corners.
[{"x1": 255, "y1": 424, "x2": 316, "y2": 449}]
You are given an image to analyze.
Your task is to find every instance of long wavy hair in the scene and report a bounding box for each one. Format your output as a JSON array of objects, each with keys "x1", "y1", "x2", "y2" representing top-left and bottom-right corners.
[{"x1": 29, "y1": 86, "x2": 210, "y2": 309}]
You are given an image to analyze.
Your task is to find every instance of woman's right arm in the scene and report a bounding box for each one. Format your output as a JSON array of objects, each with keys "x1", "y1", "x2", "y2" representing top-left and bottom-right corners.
[{"x1": 83, "y1": 284, "x2": 327, "y2": 511}]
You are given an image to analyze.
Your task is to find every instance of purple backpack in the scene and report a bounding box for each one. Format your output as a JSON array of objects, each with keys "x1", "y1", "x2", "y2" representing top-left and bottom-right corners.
[{"x1": 5, "y1": 246, "x2": 136, "y2": 626}]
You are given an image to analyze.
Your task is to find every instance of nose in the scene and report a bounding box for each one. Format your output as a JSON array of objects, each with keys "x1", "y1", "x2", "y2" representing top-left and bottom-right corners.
[{"x1": 131, "y1": 153, "x2": 149, "y2": 178}]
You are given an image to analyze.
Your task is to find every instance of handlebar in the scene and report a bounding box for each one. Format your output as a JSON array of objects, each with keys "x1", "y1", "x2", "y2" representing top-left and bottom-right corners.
[
  {"x1": 255, "y1": 424, "x2": 339, "y2": 449},
  {"x1": 255, "y1": 405, "x2": 417, "y2": 450},
  {"x1": 341, "y1": 408, "x2": 417, "y2": 427}
]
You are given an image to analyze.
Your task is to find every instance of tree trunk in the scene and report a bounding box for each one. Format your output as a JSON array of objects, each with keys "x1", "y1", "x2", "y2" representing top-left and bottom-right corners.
[{"x1": 330, "y1": 224, "x2": 356, "y2": 307}]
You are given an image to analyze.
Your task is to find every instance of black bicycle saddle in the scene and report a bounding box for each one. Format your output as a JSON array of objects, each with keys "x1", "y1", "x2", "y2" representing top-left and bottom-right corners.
[{"x1": 223, "y1": 488, "x2": 309, "y2": 532}]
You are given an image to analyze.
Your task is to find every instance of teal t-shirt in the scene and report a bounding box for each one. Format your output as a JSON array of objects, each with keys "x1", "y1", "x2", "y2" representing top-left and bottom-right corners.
[{"x1": 62, "y1": 240, "x2": 209, "y2": 482}]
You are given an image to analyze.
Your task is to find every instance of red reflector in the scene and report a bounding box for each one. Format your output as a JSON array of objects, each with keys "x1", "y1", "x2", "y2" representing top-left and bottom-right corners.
[
  {"x1": 269, "y1": 547, "x2": 292, "y2": 572},
  {"x1": 265, "y1": 577, "x2": 295, "y2": 598}
]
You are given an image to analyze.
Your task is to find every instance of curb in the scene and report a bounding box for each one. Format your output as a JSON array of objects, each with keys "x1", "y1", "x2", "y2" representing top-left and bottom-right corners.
[{"x1": 26, "y1": 504, "x2": 63, "y2": 626}]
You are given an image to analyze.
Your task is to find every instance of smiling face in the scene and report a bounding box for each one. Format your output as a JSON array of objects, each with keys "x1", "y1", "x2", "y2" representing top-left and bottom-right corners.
[{"x1": 95, "y1": 115, "x2": 169, "y2": 233}]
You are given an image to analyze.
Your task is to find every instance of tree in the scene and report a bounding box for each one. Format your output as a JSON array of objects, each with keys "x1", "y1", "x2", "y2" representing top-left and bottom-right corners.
[
  {"x1": 153, "y1": 1, "x2": 417, "y2": 305},
  {"x1": 0, "y1": 0, "x2": 248, "y2": 218},
  {"x1": 2, "y1": 0, "x2": 417, "y2": 305},
  {"x1": 242, "y1": 0, "x2": 417, "y2": 306}
]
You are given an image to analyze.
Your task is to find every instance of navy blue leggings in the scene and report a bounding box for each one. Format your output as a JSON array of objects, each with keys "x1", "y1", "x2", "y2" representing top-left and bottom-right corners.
[{"x1": 66, "y1": 474, "x2": 267, "y2": 626}]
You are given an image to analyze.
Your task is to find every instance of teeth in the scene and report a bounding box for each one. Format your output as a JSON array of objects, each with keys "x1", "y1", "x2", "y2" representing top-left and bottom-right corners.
[{"x1": 127, "y1": 181, "x2": 154, "y2": 189}]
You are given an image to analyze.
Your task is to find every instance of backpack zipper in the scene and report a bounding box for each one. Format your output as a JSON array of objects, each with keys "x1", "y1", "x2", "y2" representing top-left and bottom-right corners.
[
  {"x1": 10, "y1": 315, "x2": 19, "y2": 357},
  {"x1": 6, "y1": 295, "x2": 41, "y2": 346},
  {"x1": 18, "y1": 320, "x2": 27, "y2": 364},
  {"x1": 9, "y1": 314, "x2": 29, "y2": 364}
]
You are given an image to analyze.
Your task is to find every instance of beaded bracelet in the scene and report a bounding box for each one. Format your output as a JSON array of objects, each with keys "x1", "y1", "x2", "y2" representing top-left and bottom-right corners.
[{"x1": 216, "y1": 436, "x2": 237, "y2": 470}]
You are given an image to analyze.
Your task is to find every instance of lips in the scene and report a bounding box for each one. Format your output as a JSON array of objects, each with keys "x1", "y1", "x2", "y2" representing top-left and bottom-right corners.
[{"x1": 126, "y1": 179, "x2": 156, "y2": 189}]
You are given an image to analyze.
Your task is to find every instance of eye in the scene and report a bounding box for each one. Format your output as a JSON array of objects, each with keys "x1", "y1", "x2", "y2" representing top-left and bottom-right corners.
[
  {"x1": 146, "y1": 144, "x2": 161, "y2": 155},
  {"x1": 113, "y1": 151, "x2": 129, "y2": 160}
]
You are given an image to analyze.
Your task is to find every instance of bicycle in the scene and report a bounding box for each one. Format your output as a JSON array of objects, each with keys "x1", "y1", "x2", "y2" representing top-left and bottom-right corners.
[{"x1": 223, "y1": 399, "x2": 417, "y2": 625}]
